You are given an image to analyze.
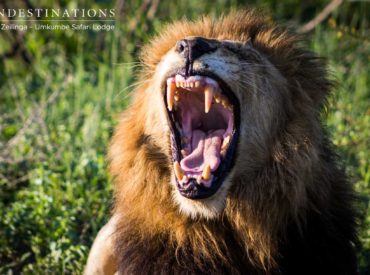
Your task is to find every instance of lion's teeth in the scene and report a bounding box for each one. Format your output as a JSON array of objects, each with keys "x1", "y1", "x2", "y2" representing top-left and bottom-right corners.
[
  {"x1": 181, "y1": 149, "x2": 188, "y2": 157},
  {"x1": 174, "y1": 161, "x2": 184, "y2": 181},
  {"x1": 222, "y1": 135, "x2": 230, "y2": 150},
  {"x1": 195, "y1": 81, "x2": 200, "y2": 88},
  {"x1": 174, "y1": 94, "x2": 180, "y2": 101},
  {"x1": 167, "y1": 83, "x2": 176, "y2": 111},
  {"x1": 204, "y1": 86, "x2": 214, "y2": 113},
  {"x1": 197, "y1": 175, "x2": 202, "y2": 183},
  {"x1": 202, "y1": 164, "x2": 211, "y2": 180},
  {"x1": 222, "y1": 98, "x2": 232, "y2": 110},
  {"x1": 214, "y1": 94, "x2": 221, "y2": 103}
]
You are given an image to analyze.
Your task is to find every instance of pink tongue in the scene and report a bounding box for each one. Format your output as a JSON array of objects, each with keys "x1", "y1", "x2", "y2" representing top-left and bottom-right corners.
[{"x1": 180, "y1": 129, "x2": 223, "y2": 172}]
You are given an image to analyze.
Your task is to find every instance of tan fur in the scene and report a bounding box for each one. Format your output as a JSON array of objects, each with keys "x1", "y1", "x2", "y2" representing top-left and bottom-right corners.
[{"x1": 86, "y1": 9, "x2": 335, "y2": 274}]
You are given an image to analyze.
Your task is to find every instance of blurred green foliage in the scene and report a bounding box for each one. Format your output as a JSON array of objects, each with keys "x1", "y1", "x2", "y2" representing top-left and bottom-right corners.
[{"x1": 0, "y1": 0, "x2": 369, "y2": 273}]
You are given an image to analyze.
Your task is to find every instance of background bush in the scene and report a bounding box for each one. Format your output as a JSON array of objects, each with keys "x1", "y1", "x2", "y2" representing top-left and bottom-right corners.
[{"x1": 0, "y1": 0, "x2": 368, "y2": 273}]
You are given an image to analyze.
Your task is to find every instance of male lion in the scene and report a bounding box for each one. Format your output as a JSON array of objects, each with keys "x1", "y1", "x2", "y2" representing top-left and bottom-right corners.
[{"x1": 85, "y1": 10, "x2": 358, "y2": 275}]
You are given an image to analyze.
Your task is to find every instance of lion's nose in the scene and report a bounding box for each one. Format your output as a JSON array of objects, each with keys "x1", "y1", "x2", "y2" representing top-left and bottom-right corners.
[{"x1": 175, "y1": 38, "x2": 216, "y2": 61}]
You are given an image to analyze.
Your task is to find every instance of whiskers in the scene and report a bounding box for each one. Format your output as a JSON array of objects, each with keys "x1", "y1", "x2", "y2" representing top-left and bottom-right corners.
[
  {"x1": 114, "y1": 78, "x2": 153, "y2": 101},
  {"x1": 227, "y1": 72, "x2": 268, "y2": 95},
  {"x1": 113, "y1": 61, "x2": 145, "y2": 70}
]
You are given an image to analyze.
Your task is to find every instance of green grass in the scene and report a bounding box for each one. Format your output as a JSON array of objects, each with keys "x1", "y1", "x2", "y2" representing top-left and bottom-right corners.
[
  {"x1": 313, "y1": 27, "x2": 370, "y2": 270},
  {"x1": 0, "y1": 1, "x2": 369, "y2": 273},
  {"x1": 0, "y1": 27, "x2": 134, "y2": 273}
]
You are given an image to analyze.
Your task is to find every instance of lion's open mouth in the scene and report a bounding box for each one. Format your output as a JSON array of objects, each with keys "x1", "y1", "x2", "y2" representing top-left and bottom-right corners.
[{"x1": 165, "y1": 74, "x2": 239, "y2": 199}]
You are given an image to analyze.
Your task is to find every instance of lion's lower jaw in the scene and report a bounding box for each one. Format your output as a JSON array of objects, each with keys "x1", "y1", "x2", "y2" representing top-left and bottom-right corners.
[{"x1": 172, "y1": 177, "x2": 233, "y2": 219}]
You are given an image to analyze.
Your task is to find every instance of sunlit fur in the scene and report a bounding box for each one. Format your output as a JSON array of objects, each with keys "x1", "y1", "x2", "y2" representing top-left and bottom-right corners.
[{"x1": 106, "y1": 9, "x2": 357, "y2": 274}]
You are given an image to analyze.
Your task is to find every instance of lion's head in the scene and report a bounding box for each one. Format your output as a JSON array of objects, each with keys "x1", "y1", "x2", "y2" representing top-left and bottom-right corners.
[{"x1": 110, "y1": 10, "x2": 332, "y2": 269}]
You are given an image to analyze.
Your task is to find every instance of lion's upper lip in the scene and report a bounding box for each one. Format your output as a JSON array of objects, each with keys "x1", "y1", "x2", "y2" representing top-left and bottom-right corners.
[{"x1": 165, "y1": 73, "x2": 240, "y2": 199}]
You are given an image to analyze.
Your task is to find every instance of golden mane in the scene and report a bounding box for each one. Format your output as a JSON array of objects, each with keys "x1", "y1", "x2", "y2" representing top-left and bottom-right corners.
[{"x1": 108, "y1": 9, "x2": 343, "y2": 273}]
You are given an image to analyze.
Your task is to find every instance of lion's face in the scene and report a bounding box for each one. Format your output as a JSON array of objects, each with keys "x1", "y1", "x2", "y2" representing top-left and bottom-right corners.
[{"x1": 152, "y1": 36, "x2": 288, "y2": 219}]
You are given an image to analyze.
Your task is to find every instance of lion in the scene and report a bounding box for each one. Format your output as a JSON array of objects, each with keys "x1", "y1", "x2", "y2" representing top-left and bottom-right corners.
[{"x1": 84, "y1": 9, "x2": 358, "y2": 275}]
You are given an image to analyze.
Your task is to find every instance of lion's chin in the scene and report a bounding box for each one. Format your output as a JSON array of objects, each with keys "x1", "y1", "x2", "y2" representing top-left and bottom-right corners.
[{"x1": 172, "y1": 176, "x2": 233, "y2": 220}]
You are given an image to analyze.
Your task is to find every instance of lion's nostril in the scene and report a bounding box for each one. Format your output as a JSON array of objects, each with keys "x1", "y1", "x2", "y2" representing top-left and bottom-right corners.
[
  {"x1": 175, "y1": 38, "x2": 217, "y2": 62},
  {"x1": 175, "y1": 40, "x2": 187, "y2": 55}
]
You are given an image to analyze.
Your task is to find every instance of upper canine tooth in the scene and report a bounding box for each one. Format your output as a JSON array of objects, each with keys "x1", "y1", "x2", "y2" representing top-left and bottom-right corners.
[
  {"x1": 174, "y1": 161, "x2": 184, "y2": 181},
  {"x1": 202, "y1": 164, "x2": 211, "y2": 181},
  {"x1": 204, "y1": 86, "x2": 214, "y2": 113},
  {"x1": 166, "y1": 83, "x2": 176, "y2": 111}
]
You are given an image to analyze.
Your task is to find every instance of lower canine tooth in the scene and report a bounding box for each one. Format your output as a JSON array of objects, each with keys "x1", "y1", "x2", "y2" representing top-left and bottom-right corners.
[
  {"x1": 202, "y1": 164, "x2": 211, "y2": 181},
  {"x1": 204, "y1": 86, "x2": 214, "y2": 113},
  {"x1": 222, "y1": 136, "x2": 230, "y2": 150},
  {"x1": 174, "y1": 161, "x2": 184, "y2": 181}
]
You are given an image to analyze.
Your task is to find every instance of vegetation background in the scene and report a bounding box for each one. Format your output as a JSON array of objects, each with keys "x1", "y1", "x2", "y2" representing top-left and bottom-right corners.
[{"x1": 0, "y1": 0, "x2": 368, "y2": 273}]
